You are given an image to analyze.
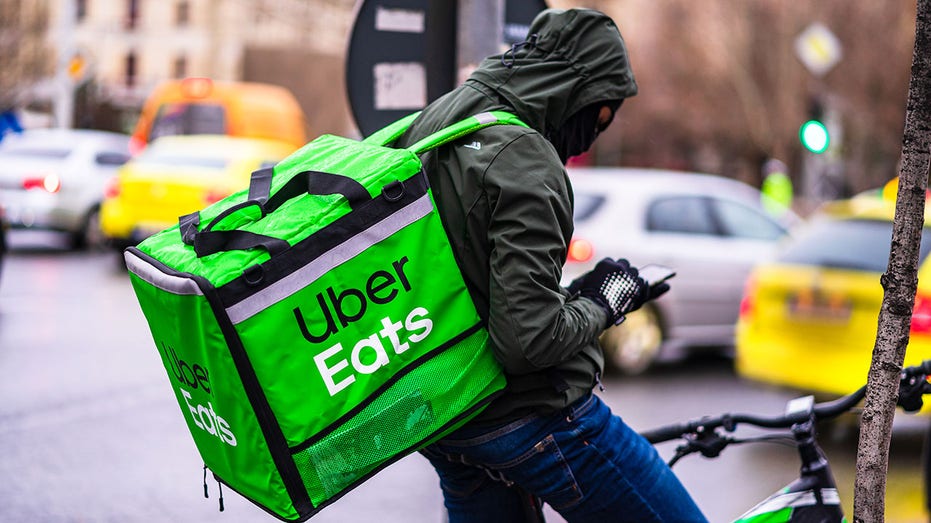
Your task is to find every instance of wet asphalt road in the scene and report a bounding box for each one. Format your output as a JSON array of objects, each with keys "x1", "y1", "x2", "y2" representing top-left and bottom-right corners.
[{"x1": 0, "y1": 231, "x2": 927, "y2": 522}]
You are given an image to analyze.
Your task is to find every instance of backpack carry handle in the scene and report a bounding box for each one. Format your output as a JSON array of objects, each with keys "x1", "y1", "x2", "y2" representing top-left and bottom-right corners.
[
  {"x1": 362, "y1": 111, "x2": 421, "y2": 146},
  {"x1": 178, "y1": 167, "x2": 373, "y2": 258},
  {"x1": 178, "y1": 203, "x2": 291, "y2": 259},
  {"x1": 406, "y1": 111, "x2": 529, "y2": 155},
  {"x1": 362, "y1": 111, "x2": 528, "y2": 151},
  {"x1": 257, "y1": 168, "x2": 371, "y2": 214}
]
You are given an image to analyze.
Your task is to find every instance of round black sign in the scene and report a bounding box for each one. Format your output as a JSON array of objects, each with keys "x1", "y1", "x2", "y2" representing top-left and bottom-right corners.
[{"x1": 346, "y1": 0, "x2": 547, "y2": 137}]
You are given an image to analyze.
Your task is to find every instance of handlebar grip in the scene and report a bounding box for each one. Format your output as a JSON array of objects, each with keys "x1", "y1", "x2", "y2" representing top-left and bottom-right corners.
[
  {"x1": 642, "y1": 360, "x2": 931, "y2": 447},
  {"x1": 641, "y1": 423, "x2": 690, "y2": 444}
]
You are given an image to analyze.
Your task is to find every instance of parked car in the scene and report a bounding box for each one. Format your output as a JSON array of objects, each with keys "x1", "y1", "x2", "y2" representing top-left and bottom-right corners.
[
  {"x1": 564, "y1": 167, "x2": 799, "y2": 374},
  {"x1": 100, "y1": 135, "x2": 296, "y2": 249},
  {"x1": 735, "y1": 192, "x2": 931, "y2": 412},
  {"x1": 0, "y1": 128, "x2": 132, "y2": 249}
]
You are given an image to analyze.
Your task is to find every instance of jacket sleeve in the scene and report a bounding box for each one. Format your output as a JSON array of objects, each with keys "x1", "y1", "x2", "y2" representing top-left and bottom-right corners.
[{"x1": 483, "y1": 132, "x2": 607, "y2": 375}]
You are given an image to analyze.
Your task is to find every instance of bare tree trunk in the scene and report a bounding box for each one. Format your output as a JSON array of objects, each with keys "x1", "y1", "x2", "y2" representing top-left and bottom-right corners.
[{"x1": 853, "y1": 1, "x2": 931, "y2": 521}]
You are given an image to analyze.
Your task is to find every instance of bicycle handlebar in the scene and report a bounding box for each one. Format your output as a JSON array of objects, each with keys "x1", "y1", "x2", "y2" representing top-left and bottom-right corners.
[{"x1": 641, "y1": 359, "x2": 931, "y2": 445}]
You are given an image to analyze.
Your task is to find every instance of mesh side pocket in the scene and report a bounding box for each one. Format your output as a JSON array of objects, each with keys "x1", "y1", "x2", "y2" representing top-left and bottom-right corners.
[
  {"x1": 291, "y1": 328, "x2": 502, "y2": 506},
  {"x1": 307, "y1": 390, "x2": 433, "y2": 498}
]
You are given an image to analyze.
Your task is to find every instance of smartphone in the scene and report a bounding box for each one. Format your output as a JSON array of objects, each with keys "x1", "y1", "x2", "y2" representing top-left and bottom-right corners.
[{"x1": 638, "y1": 264, "x2": 676, "y2": 287}]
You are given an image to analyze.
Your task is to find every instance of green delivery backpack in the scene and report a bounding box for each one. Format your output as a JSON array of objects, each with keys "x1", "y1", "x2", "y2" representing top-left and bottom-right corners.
[{"x1": 124, "y1": 111, "x2": 526, "y2": 521}]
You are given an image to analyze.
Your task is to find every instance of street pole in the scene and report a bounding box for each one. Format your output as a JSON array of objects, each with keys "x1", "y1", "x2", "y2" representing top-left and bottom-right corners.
[
  {"x1": 457, "y1": 0, "x2": 505, "y2": 85},
  {"x1": 54, "y1": 0, "x2": 76, "y2": 129}
]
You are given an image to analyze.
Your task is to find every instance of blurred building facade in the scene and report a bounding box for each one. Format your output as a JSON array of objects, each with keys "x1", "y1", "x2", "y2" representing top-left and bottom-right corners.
[
  {"x1": 0, "y1": 0, "x2": 52, "y2": 113},
  {"x1": 41, "y1": 0, "x2": 354, "y2": 133},
  {"x1": 7, "y1": 0, "x2": 918, "y2": 196}
]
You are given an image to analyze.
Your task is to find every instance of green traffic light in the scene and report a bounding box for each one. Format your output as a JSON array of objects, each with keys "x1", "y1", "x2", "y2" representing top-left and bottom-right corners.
[{"x1": 799, "y1": 120, "x2": 830, "y2": 154}]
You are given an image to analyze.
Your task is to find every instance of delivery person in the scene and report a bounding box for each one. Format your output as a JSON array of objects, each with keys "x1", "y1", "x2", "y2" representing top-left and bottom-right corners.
[{"x1": 394, "y1": 8, "x2": 707, "y2": 523}]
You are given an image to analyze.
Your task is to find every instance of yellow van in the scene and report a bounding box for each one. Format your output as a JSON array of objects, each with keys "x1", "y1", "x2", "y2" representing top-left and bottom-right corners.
[{"x1": 130, "y1": 77, "x2": 307, "y2": 153}]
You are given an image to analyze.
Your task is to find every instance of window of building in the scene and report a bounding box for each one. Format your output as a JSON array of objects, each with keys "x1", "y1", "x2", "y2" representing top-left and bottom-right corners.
[
  {"x1": 176, "y1": 1, "x2": 190, "y2": 26},
  {"x1": 173, "y1": 56, "x2": 188, "y2": 79},
  {"x1": 126, "y1": 0, "x2": 139, "y2": 30},
  {"x1": 76, "y1": 0, "x2": 88, "y2": 21},
  {"x1": 125, "y1": 51, "x2": 137, "y2": 87}
]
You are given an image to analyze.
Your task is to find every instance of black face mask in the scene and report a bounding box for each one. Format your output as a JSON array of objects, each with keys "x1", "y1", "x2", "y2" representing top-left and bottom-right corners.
[{"x1": 547, "y1": 100, "x2": 622, "y2": 164}]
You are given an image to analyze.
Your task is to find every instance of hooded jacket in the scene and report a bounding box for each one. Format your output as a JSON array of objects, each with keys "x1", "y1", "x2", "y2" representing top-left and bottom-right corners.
[{"x1": 393, "y1": 8, "x2": 638, "y2": 422}]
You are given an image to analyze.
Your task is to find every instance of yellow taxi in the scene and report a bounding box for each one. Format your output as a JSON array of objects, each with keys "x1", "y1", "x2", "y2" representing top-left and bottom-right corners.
[
  {"x1": 100, "y1": 135, "x2": 295, "y2": 248},
  {"x1": 735, "y1": 188, "x2": 931, "y2": 412}
]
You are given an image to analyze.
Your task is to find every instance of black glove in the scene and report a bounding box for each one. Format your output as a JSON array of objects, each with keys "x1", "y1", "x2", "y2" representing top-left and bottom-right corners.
[{"x1": 568, "y1": 258, "x2": 669, "y2": 327}]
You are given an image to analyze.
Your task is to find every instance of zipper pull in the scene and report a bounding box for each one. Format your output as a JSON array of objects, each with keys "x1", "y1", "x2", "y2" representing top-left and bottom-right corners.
[
  {"x1": 594, "y1": 371, "x2": 606, "y2": 392},
  {"x1": 203, "y1": 464, "x2": 209, "y2": 498}
]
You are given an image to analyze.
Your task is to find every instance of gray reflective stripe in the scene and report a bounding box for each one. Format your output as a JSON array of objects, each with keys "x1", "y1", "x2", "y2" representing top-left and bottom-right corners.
[
  {"x1": 474, "y1": 112, "x2": 497, "y2": 124},
  {"x1": 124, "y1": 251, "x2": 203, "y2": 296},
  {"x1": 226, "y1": 193, "x2": 434, "y2": 324},
  {"x1": 735, "y1": 488, "x2": 840, "y2": 521}
]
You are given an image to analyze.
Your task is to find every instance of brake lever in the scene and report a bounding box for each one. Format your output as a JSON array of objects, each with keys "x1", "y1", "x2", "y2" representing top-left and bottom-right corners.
[
  {"x1": 672, "y1": 429, "x2": 732, "y2": 462},
  {"x1": 669, "y1": 439, "x2": 707, "y2": 467},
  {"x1": 692, "y1": 430, "x2": 732, "y2": 458},
  {"x1": 898, "y1": 370, "x2": 930, "y2": 413}
]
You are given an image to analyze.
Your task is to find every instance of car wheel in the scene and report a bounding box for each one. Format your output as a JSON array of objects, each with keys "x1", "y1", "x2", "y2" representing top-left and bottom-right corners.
[
  {"x1": 72, "y1": 206, "x2": 104, "y2": 251},
  {"x1": 599, "y1": 305, "x2": 664, "y2": 375}
]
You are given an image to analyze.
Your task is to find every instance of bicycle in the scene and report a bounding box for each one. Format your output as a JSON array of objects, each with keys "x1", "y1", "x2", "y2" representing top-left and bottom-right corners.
[{"x1": 639, "y1": 359, "x2": 931, "y2": 522}]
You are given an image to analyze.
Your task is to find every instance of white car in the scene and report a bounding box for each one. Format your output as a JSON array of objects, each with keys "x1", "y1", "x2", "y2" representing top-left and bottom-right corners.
[
  {"x1": 0, "y1": 129, "x2": 132, "y2": 249},
  {"x1": 564, "y1": 167, "x2": 799, "y2": 374}
]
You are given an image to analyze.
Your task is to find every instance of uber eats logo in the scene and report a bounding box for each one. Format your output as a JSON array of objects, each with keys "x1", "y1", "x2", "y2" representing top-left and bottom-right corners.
[
  {"x1": 293, "y1": 256, "x2": 434, "y2": 396},
  {"x1": 160, "y1": 342, "x2": 237, "y2": 447}
]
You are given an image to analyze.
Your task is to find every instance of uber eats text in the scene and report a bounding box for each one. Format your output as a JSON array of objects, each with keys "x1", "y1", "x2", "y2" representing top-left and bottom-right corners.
[
  {"x1": 293, "y1": 256, "x2": 434, "y2": 396},
  {"x1": 161, "y1": 342, "x2": 238, "y2": 446}
]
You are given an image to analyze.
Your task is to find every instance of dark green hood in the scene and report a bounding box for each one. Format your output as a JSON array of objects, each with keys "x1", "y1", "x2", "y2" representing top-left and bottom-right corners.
[{"x1": 467, "y1": 8, "x2": 638, "y2": 134}]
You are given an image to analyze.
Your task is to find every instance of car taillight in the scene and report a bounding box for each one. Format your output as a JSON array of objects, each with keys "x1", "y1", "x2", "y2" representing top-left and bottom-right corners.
[
  {"x1": 103, "y1": 177, "x2": 121, "y2": 199},
  {"x1": 911, "y1": 292, "x2": 931, "y2": 335},
  {"x1": 738, "y1": 274, "x2": 758, "y2": 318},
  {"x1": 567, "y1": 238, "x2": 594, "y2": 263},
  {"x1": 23, "y1": 173, "x2": 61, "y2": 193}
]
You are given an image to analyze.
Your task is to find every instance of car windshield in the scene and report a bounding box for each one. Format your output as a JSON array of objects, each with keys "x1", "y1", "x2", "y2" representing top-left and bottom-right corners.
[
  {"x1": 136, "y1": 149, "x2": 228, "y2": 169},
  {"x1": 573, "y1": 192, "x2": 606, "y2": 222},
  {"x1": 646, "y1": 195, "x2": 787, "y2": 240},
  {"x1": 777, "y1": 217, "x2": 931, "y2": 272},
  {"x1": 150, "y1": 103, "x2": 227, "y2": 140},
  {"x1": 713, "y1": 199, "x2": 788, "y2": 240}
]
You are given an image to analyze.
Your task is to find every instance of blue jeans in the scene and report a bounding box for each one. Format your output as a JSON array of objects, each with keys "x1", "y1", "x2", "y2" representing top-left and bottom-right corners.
[{"x1": 420, "y1": 394, "x2": 707, "y2": 522}]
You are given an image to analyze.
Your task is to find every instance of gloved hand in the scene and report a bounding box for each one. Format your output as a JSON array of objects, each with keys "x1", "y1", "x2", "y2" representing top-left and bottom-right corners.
[{"x1": 567, "y1": 258, "x2": 670, "y2": 327}]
